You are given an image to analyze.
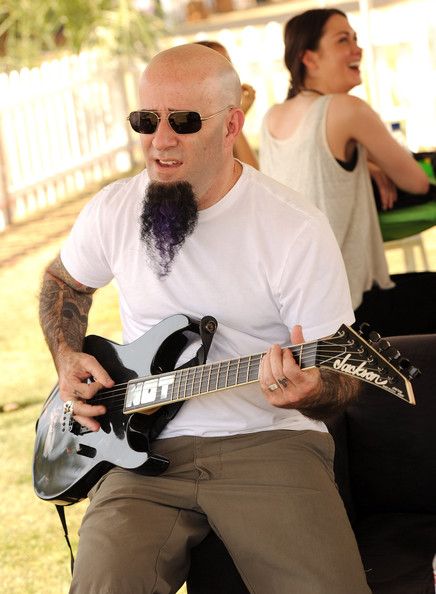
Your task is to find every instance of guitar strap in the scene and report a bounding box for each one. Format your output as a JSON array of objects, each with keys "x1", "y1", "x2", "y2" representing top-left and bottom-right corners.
[
  {"x1": 55, "y1": 504, "x2": 75, "y2": 576},
  {"x1": 55, "y1": 315, "x2": 218, "y2": 576}
]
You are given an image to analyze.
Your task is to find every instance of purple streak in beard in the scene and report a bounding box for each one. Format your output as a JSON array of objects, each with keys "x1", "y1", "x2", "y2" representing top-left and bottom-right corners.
[{"x1": 140, "y1": 181, "x2": 199, "y2": 277}]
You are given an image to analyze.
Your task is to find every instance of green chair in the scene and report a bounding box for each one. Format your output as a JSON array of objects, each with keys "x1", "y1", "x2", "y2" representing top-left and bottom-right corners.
[{"x1": 379, "y1": 190, "x2": 436, "y2": 272}]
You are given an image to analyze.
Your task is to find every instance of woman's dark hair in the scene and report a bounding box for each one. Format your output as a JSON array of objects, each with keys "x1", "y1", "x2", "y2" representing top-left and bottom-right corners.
[
  {"x1": 194, "y1": 40, "x2": 231, "y2": 61},
  {"x1": 284, "y1": 8, "x2": 346, "y2": 99}
]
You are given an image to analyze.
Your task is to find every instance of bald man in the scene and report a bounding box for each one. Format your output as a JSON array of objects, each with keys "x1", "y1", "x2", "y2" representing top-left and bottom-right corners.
[{"x1": 39, "y1": 44, "x2": 371, "y2": 594}]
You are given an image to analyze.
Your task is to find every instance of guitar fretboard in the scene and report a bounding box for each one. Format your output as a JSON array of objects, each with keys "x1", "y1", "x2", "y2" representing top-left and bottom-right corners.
[{"x1": 124, "y1": 344, "x2": 318, "y2": 413}]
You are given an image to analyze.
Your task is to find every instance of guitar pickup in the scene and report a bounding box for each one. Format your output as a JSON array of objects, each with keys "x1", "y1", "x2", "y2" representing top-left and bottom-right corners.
[{"x1": 76, "y1": 444, "x2": 97, "y2": 458}]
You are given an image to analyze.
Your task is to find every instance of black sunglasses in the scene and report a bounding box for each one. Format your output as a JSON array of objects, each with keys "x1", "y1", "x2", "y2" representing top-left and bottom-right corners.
[{"x1": 127, "y1": 106, "x2": 233, "y2": 135}]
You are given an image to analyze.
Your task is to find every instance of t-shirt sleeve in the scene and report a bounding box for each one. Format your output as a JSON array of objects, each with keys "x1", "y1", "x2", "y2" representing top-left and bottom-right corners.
[
  {"x1": 60, "y1": 187, "x2": 114, "y2": 288},
  {"x1": 278, "y1": 211, "x2": 355, "y2": 341}
]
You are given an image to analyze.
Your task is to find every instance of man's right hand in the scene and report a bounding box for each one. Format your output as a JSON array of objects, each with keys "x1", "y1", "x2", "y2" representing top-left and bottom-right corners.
[
  {"x1": 39, "y1": 254, "x2": 113, "y2": 431},
  {"x1": 57, "y1": 349, "x2": 114, "y2": 432}
]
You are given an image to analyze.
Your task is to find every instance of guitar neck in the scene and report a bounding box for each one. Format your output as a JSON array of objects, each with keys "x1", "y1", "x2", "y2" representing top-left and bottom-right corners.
[
  {"x1": 124, "y1": 342, "x2": 318, "y2": 413},
  {"x1": 122, "y1": 323, "x2": 417, "y2": 413}
]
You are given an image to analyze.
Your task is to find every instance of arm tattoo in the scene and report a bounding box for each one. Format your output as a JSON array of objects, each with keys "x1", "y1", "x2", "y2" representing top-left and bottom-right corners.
[
  {"x1": 297, "y1": 369, "x2": 360, "y2": 422},
  {"x1": 39, "y1": 255, "x2": 96, "y2": 365}
]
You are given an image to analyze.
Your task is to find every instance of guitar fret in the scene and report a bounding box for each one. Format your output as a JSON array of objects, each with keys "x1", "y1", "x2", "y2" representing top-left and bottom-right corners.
[
  {"x1": 234, "y1": 358, "x2": 241, "y2": 386},
  {"x1": 199, "y1": 364, "x2": 208, "y2": 394},
  {"x1": 245, "y1": 356, "x2": 250, "y2": 383},
  {"x1": 205, "y1": 365, "x2": 211, "y2": 393},
  {"x1": 192, "y1": 366, "x2": 203, "y2": 396},
  {"x1": 185, "y1": 368, "x2": 194, "y2": 398},
  {"x1": 184, "y1": 367, "x2": 193, "y2": 398},
  {"x1": 212, "y1": 362, "x2": 220, "y2": 391},
  {"x1": 227, "y1": 359, "x2": 238, "y2": 387},
  {"x1": 217, "y1": 362, "x2": 227, "y2": 390},
  {"x1": 177, "y1": 370, "x2": 185, "y2": 400},
  {"x1": 190, "y1": 367, "x2": 198, "y2": 396},
  {"x1": 237, "y1": 356, "x2": 248, "y2": 385},
  {"x1": 179, "y1": 368, "x2": 188, "y2": 399},
  {"x1": 249, "y1": 355, "x2": 261, "y2": 382},
  {"x1": 224, "y1": 360, "x2": 230, "y2": 388},
  {"x1": 171, "y1": 371, "x2": 179, "y2": 401}
]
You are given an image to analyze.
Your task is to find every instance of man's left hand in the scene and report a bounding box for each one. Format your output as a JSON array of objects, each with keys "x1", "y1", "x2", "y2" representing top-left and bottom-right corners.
[{"x1": 259, "y1": 325, "x2": 322, "y2": 409}]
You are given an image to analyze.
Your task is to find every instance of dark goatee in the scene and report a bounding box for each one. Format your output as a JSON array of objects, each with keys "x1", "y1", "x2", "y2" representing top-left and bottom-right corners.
[{"x1": 140, "y1": 180, "x2": 199, "y2": 277}]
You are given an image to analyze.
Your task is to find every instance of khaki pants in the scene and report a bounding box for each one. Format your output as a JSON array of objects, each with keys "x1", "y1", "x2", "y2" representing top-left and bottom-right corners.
[{"x1": 70, "y1": 430, "x2": 371, "y2": 594}]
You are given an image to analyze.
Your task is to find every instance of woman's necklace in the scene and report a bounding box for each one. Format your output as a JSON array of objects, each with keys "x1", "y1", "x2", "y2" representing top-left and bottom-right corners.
[{"x1": 300, "y1": 87, "x2": 324, "y2": 96}]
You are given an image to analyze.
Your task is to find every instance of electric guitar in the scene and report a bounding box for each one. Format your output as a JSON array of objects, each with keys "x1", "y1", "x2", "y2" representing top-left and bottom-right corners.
[{"x1": 33, "y1": 314, "x2": 420, "y2": 506}]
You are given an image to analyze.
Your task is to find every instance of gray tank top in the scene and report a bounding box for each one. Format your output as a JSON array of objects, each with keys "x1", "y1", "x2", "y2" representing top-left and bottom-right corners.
[{"x1": 259, "y1": 95, "x2": 393, "y2": 309}]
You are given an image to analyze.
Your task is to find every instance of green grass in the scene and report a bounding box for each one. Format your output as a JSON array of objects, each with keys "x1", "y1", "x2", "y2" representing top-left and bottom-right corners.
[{"x1": 0, "y1": 212, "x2": 187, "y2": 593}]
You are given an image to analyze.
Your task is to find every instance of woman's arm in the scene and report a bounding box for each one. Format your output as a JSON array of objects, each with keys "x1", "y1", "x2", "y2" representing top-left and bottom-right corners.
[
  {"x1": 233, "y1": 83, "x2": 259, "y2": 168},
  {"x1": 233, "y1": 132, "x2": 259, "y2": 168},
  {"x1": 328, "y1": 95, "x2": 429, "y2": 195}
]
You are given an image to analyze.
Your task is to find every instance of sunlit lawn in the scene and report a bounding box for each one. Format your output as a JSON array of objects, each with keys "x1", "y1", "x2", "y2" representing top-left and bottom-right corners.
[{"x1": 0, "y1": 213, "x2": 186, "y2": 593}]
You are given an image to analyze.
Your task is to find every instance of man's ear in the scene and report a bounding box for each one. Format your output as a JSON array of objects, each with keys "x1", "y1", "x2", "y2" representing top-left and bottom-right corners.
[{"x1": 225, "y1": 108, "x2": 244, "y2": 142}]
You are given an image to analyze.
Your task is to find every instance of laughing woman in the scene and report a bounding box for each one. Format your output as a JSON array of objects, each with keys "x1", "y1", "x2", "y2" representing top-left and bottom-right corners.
[{"x1": 259, "y1": 8, "x2": 434, "y2": 336}]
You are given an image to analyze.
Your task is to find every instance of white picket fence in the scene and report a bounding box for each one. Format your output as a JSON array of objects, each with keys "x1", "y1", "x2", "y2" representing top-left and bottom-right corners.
[{"x1": 0, "y1": 51, "x2": 142, "y2": 231}]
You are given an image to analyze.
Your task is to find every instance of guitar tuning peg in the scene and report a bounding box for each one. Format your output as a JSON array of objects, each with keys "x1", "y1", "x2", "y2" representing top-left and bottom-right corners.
[
  {"x1": 398, "y1": 357, "x2": 421, "y2": 380},
  {"x1": 369, "y1": 330, "x2": 382, "y2": 344},
  {"x1": 377, "y1": 338, "x2": 391, "y2": 351},
  {"x1": 384, "y1": 346, "x2": 401, "y2": 362},
  {"x1": 358, "y1": 323, "x2": 371, "y2": 338}
]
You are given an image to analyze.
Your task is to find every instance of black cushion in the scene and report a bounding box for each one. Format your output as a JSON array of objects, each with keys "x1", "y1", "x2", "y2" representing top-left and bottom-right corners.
[
  {"x1": 356, "y1": 513, "x2": 436, "y2": 594},
  {"x1": 346, "y1": 334, "x2": 436, "y2": 516}
]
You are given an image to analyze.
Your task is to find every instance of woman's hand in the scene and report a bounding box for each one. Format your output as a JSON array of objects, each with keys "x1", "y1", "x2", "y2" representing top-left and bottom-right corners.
[{"x1": 368, "y1": 160, "x2": 397, "y2": 210}]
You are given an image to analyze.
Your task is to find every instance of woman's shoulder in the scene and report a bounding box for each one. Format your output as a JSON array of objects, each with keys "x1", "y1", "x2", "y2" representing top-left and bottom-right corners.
[
  {"x1": 263, "y1": 98, "x2": 318, "y2": 140},
  {"x1": 328, "y1": 93, "x2": 374, "y2": 120},
  {"x1": 263, "y1": 101, "x2": 290, "y2": 124}
]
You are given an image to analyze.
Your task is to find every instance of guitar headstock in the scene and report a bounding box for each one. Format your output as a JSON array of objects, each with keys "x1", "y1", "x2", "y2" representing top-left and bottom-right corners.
[{"x1": 317, "y1": 324, "x2": 420, "y2": 404}]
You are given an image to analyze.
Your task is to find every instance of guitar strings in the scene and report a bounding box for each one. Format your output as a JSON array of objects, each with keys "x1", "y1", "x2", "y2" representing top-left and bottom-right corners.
[
  {"x1": 90, "y1": 344, "x2": 316, "y2": 404},
  {"x1": 88, "y1": 344, "x2": 376, "y2": 412},
  {"x1": 91, "y1": 345, "x2": 368, "y2": 405},
  {"x1": 92, "y1": 351, "x2": 392, "y2": 415}
]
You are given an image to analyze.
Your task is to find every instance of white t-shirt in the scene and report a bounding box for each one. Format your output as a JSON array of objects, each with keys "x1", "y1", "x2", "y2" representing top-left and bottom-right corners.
[
  {"x1": 260, "y1": 95, "x2": 393, "y2": 310},
  {"x1": 61, "y1": 164, "x2": 354, "y2": 438}
]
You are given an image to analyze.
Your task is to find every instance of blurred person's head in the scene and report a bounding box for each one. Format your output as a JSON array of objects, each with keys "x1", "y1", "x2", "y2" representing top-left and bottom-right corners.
[
  {"x1": 195, "y1": 40, "x2": 255, "y2": 115},
  {"x1": 195, "y1": 40, "x2": 231, "y2": 62},
  {"x1": 284, "y1": 9, "x2": 362, "y2": 98}
]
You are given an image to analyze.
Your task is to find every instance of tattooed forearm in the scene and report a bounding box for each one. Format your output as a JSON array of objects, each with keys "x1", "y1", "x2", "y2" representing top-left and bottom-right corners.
[
  {"x1": 39, "y1": 255, "x2": 96, "y2": 366},
  {"x1": 296, "y1": 369, "x2": 360, "y2": 422}
]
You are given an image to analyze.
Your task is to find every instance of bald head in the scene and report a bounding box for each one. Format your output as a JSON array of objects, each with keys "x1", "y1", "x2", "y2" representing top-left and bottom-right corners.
[{"x1": 140, "y1": 44, "x2": 242, "y2": 111}]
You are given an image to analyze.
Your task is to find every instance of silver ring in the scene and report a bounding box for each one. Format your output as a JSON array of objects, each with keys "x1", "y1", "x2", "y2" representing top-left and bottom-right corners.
[
  {"x1": 268, "y1": 383, "x2": 279, "y2": 392},
  {"x1": 278, "y1": 377, "x2": 288, "y2": 388},
  {"x1": 63, "y1": 399, "x2": 74, "y2": 415}
]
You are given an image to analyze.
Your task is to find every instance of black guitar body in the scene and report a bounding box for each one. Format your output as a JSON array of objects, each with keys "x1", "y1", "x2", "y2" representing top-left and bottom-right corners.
[{"x1": 33, "y1": 314, "x2": 206, "y2": 504}]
